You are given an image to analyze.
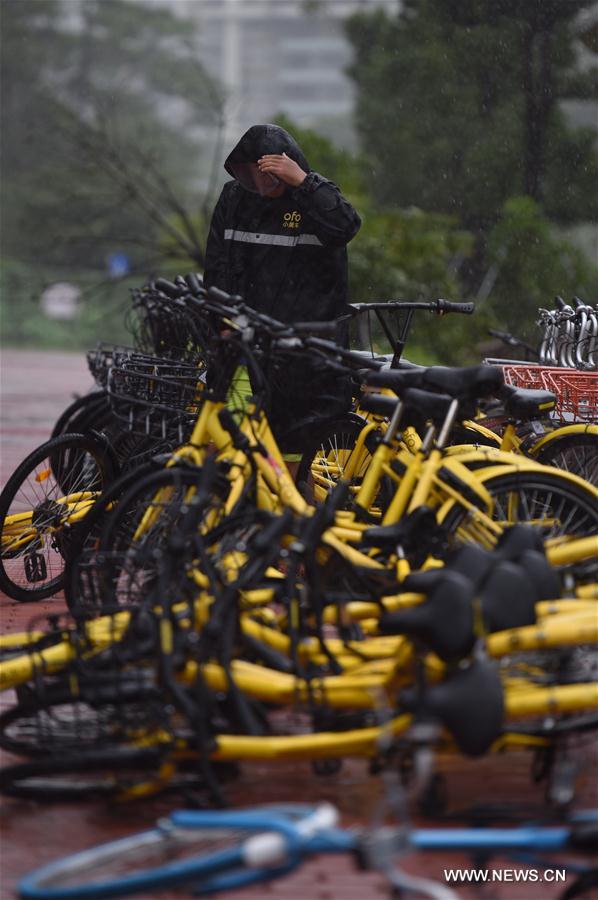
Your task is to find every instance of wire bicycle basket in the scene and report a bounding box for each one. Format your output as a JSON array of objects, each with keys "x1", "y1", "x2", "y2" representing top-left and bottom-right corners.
[{"x1": 106, "y1": 355, "x2": 207, "y2": 441}]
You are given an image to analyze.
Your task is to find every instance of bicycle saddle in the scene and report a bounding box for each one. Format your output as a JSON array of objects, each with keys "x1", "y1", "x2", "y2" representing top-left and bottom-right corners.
[
  {"x1": 401, "y1": 656, "x2": 504, "y2": 756},
  {"x1": 494, "y1": 524, "x2": 545, "y2": 558},
  {"x1": 360, "y1": 387, "x2": 456, "y2": 430},
  {"x1": 478, "y1": 560, "x2": 537, "y2": 633},
  {"x1": 361, "y1": 507, "x2": 438, "y2": 551},
  {"x1": 363, "y1": 367, "x2": 426, "y2": 393},
  {"x1": 401, "y1": 551, "x2": 539, "y2": 635},
  {"x1": 379, "y1": 569, "x2": 475, "y2": 661},
  {"x1": 401, "y1": 388, "x2": 456, "y2": 427},
  {"x1": 501, "y1": 384, "x2": 556, "y2": 419},
  {"x1": 516, "y1": 549, "x2": 561, "y2": 600},
  {"x1": 442, "y1": 543, "x2": 496, "y2": 588},
  {"x1": 401, "y1": 544, "x2": 497, "y2": 595},
  {"x1": 422, "y1": 364, "x2": 504, "y2": 401},
  {"x1": 446, "y1": 537, "x2": 558, "y2": 615},
  {"x1": 359, "y1": 392, "x2": 400, "y2": 418}
]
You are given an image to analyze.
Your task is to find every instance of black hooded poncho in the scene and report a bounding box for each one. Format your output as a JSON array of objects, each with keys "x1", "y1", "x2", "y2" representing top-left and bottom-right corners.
[
  {"x1": 204, "y1": 123, "x2": 361, "y2": 323},
  {"x1": 204, "y1": 124, "x2": 361, "y2": 451}
]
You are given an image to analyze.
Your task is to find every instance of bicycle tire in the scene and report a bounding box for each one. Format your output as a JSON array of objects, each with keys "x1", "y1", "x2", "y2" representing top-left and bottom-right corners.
[
  {"x1": 0, "y1": 434, "x2": 117, "y2": 601},
  {"x1": 17, "y1": 806, "x2": 323, "y2": 900},
  {"x1": 63, "y1": 459, "x2": 161, "y2": 615},
  {"x1": 532, "y1": 433, "x2": 598, "y2": 488},
  {"x1": 49, "y1": 393, "x2": 118, "y2": 491},
  {"x1": 442, "y1": 470, "x2": 598, "y2": 546},
  {"x1": 97, "y1": 466, "x2": 228, "y2": 608},
  {"x1": 0, "y1": 745, "x2": 168, "y2": 801},
  {"x1": 0, "y1": 681, "x2": 167, "y2": 757},
  {"x1": 296, "y1": 416, "x2": 391, "y2": 511},
  {"x1": 50, "y1": 391, "x2": 109, "y2": 441}
]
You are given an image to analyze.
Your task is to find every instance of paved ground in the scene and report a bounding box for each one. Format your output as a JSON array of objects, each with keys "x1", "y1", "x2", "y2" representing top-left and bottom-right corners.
[{"x1": 0, "y1": 349, "x2": 596, "y2": 900}]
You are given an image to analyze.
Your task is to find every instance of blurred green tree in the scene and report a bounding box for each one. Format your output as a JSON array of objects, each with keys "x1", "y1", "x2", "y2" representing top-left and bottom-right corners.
[
  {"x1": 345, "y1": 0, "x2": 598, "y2": 344},
  {"x1": 346, "y1": 0, "x2": 598, "y2": 238},
  {"x1": 1, "y1": 0, "x2": 223, "y2": 275},
  {"x1": 273, "y1": 115, "x2": 472, "y2": 299},
  {"x1": 273, "y1": 115, "x2": 483, "y2": 364},
  {"x1": 486, "y1": 196, "x2": 598, "y2": 341}
]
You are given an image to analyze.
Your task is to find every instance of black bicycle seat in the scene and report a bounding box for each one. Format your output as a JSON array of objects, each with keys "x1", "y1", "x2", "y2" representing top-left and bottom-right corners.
[
  {"x1": 516, "y1": 549, "x2": 561, "y2": 601},
  {"x1": 444, "y1": 543, "x2": 497, "y2": 589},
  {"x1": 364, "y1": 368, "x2": 426, "y2": 394},
  {"x1": 422, "y1": 365, "x2": 504, "y2": 401},
  {"x1": 501, "y1": 384, "x2": 556, "y2": 420},
  {"x1": 401, "y1": 656, "x2": 504, "y2": 756},
  {"x1": 400, "y1": 569, "x2": 447, "y2": 592},
  {"x1": 495, "y1": 525, "x2": 546, "y2": 559},
  {"x1": 480, "y1": 560, "x2": 537, "y2": 633},
  {"x1": 379, "y1": 569, "x2": 475, "y2": 661},
  {"x1": 361, "y1": 508, "x2": 438, "y2": 551},
  {"x1": 359, "y1": 393, "x2": 400, "y2": 418},
  {"x1": 401, "y1": 388, "x2": 455, "y2": 427}
]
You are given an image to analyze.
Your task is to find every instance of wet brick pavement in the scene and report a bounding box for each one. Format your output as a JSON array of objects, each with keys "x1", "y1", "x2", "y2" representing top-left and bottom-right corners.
[{"x1": 1, "y1": 350, "x2": 596, "y2": 900}]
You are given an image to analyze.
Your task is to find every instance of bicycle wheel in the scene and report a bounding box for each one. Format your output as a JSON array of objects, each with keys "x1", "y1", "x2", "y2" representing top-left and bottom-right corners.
[
  {"x1": 532, "y1": 433, "x2": 598, "y2": 487},
  {"x1": 296, "y1": 416, "x2": 390, "y2": 511},
  {"x1": 98, "y1": 466, "x2": 228, "y2": 608},
  {"x1": 0, "y1": 434, "x2": 117, "y2": 601},
  {"x1": 49, "y1": 393, "x2": 120, "y2": 493},
  {"x1": 63, "y1": 459, "x2": 161, "y2": 615},
  {"x1": 51, "y1": 390, "x2": 111, "y2": 442},
  {"x1": 0, "y1": 745, "x2": 171, "y2": 801},
  {"x1": 443, "y1": 470, "x2": 598, "y2": 546},
  {"x1": 18, "y1": 806, "x2": 325, "y2": 900},
  {"x1": 0, "y1": 682, "x2": 168, "y2": 757}
]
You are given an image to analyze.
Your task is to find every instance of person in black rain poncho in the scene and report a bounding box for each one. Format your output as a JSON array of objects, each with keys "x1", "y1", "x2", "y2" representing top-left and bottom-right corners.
[{"x1": 204, "y1": 123, "x2": 361, "y2": 456}]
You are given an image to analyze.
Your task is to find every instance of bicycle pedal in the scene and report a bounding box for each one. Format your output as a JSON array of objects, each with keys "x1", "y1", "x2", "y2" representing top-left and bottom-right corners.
[{"x1": 24, "y1": 552, "x2": 47, "y2": 583}]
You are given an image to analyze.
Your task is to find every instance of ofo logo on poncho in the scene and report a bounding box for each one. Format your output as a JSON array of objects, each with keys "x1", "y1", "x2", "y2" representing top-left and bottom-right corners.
[{"x1": 283, "y1": 211, "x2": 301, "y2": 229}]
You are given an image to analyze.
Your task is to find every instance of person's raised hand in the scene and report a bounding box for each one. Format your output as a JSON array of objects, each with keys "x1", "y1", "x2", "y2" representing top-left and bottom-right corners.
[{"x1": 257, "y1": 152, "x2": 307, "y2": 187}]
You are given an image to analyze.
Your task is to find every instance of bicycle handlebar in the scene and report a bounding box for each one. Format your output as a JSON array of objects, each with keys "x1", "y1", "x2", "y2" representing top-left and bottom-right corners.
[
  {"x1": 154, "y1": 278, "x2": 183, "y2": 299},
  {"x1": 349, "y1": 299, "x2": 474, "y2": 315},
  {"x1": 184, "y1": 272, "x2": 203, "y2": 296},
  {"x1": 207, "y1": 285, "x2": 244, "y2": 306},
  {"x1": 437, "y1": 299, "x2": 475, "y2": 315}
]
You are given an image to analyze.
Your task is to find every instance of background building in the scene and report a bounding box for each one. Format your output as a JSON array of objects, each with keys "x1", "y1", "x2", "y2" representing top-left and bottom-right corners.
[{"x1": 172, "y1": 0, "x2": 399, "y2": 148}]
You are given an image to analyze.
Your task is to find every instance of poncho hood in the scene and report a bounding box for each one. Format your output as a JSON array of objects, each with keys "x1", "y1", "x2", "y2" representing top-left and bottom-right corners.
[{"x1": 224, "y1": 124, "x2": 310, "y2": 178}]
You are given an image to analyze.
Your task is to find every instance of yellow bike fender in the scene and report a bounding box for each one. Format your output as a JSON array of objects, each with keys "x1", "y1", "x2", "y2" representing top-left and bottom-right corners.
[
  {"x1": 468, "y1": 460, "x2": 598, "y2": 502},
  {"x1": 452, "y1": 419, "x2": 502, "y2": 447},
  {"x1": 449, "y1": 449, "x2": 552, "y2": 471},
  {"x1": 530, "y1": 423, "x2": 598, "y2": 457}
]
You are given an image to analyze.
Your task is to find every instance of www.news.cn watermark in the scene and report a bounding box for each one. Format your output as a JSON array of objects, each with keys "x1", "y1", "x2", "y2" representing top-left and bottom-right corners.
[{"x1": 444, "y1": 867, "x2": 567, "y2": 884}]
